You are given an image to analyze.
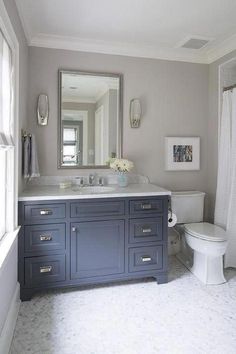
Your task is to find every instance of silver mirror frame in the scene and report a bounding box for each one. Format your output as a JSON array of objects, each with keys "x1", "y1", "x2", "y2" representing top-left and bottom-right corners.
[{"x1": 58, "y1": 70, "x2": 123, "y2": 169}]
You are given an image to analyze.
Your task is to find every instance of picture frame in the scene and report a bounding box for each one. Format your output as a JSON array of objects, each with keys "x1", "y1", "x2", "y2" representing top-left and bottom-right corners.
[{"x1": 165, "y1": 137, "x2": 200, "y2": 171}]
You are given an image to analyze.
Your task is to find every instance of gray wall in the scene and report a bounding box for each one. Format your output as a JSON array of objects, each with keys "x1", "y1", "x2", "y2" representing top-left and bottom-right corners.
[
  {"x1": 28, "y1": 46, "x2": 209, "y2": 193},
  {"x1": 1, "y1": 0, "x2": 28, "y2": 335},
  {"x1": 208, "y1": 49, "x2": 236, "y2": 221}
]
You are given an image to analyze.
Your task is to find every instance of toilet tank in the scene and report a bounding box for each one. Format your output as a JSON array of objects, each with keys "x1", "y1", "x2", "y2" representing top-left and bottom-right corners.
[{"x1": 171, "y1": 191, "x2": 205, "y2": 224}]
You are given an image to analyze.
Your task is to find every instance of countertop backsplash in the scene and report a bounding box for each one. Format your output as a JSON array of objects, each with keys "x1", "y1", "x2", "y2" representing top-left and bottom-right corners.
[{"x1": 26, "y1": 173, "x2": 150, "y2": 187}]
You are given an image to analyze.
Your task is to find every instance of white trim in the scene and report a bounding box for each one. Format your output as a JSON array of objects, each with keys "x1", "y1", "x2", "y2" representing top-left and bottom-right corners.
[
  {"x1": 29, "y1": 33, "x2": 208, "y2": 64},
  {"x1": 13, "y1": 0, "x2": 31, "y2": 43},
  {"x1": 207, "y1": 33, "x2": 236, "y2": 64},
  {"x1": 0, "y1": 0, "x2": 19, "y2": 233},
  {"x1": 13, "y1": 0, "x2": 236, "y2": 65},
  {"x1": 0, "y1": 282, "x2": 20, "y2": 354},
  {"x1": 0, "y1": 228, "x2": 20, "y2": 270},
  {"x1": 25, "y1": 32, "x2": 236, "y2": 64}
]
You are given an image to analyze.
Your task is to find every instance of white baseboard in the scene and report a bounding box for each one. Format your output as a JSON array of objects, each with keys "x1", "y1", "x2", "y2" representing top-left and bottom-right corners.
[{"x1": 0, "y1": 282, "x2": 20, "y2": 354}]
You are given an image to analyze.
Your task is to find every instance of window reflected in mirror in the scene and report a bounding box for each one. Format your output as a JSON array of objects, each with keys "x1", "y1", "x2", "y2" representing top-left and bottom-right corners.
[{"x1": 59, "y1": 71, "x2": 122, "y2": 168}]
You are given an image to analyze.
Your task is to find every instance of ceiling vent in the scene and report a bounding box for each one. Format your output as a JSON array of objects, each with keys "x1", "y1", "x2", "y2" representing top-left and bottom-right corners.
[{"x1": 180, "y1": 38, "x2": 210, "y2": 49}]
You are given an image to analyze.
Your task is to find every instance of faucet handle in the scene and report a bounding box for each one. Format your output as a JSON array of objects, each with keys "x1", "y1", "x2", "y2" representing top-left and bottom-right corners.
[
  {"x1": 75, "y1": 176, "x2": 84, "y2": 186},
  {"x1": 98, "y1": 176, "x2": 105, "y2": 186},
  {"x1": 89, "y1": 173, "x2": 96, "y2": 185}
]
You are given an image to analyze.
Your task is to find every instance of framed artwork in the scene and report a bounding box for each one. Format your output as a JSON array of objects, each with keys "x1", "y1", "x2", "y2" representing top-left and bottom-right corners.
[{"x1": 165, "y1": 137, "x2": 200, "y2": 171}]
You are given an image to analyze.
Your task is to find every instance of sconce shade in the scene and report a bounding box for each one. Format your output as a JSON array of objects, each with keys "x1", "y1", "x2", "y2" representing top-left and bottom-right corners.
[
  {"x1": 130, "y1": 98, "x2": 141, "y2": 128},
  {"x1": 37, "y1": 94, "x2": 49, "y2": 126}
]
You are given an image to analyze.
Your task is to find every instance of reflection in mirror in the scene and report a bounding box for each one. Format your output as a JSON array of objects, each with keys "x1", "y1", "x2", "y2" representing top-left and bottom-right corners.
[{"x1": 59, "y1": 71, "x2": 122, "y2": 168}]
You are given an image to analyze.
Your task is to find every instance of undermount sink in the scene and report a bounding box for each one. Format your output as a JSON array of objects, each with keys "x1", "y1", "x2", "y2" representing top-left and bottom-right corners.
[{"x1": 72, "y1": 186, "x2": 116, "y2": 194}]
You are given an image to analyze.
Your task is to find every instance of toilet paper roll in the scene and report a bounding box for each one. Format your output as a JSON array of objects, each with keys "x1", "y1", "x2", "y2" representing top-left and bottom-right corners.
[{"x1": 168, "y1": 212, "x2": 177, "y2": 227}]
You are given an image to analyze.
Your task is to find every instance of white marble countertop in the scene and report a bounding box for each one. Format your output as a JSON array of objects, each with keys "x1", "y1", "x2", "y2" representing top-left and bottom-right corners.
[{"x1": 18, "y1": 183, "x2": 171, "y2": 201}]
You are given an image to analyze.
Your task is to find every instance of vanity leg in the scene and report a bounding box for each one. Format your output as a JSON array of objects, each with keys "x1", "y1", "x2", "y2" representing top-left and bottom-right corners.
[
  {"x1": 20, "y1": 288, "x2": 34, "y2": 301},
  {"x1": 156, "y1": 273, "x2": 168, "y2": 284}
]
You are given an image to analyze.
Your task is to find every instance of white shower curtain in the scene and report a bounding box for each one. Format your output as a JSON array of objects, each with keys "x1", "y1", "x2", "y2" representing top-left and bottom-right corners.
[{"x1": 215, "y1": 88, "x2": 236, "y2": 268}]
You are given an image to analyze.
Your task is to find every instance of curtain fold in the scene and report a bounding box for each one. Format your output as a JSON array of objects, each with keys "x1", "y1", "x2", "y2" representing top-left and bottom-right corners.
[{"x1": 215, "y1": 88, "x2": 236, "y2": 268}]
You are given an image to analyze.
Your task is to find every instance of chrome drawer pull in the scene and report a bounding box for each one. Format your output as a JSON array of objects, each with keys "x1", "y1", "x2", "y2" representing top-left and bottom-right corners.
[
  {"x1": 40, "y1": 235, "x2": 52, "y2": 241},
  {"x1": 40, "y1": 265, "x2": 52, "y2": 273},
  {"x1": 141, "y1": 256, "x2": 152, "y2": 262},
  {"x1": 142, "y1": 227, "x2": 152, "y2": 233},
  {"x1": 141, "y1": 203, "x2": 152, "y2": 210},
  {"x1": 72, "y1": 227, "x2": 77, "y2": 232},
  {"x1": 40, "y1": 209, "x2": 52, "y2": 215}
]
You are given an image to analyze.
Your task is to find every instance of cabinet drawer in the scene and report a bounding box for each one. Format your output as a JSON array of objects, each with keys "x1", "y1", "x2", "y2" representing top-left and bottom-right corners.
[
  {"x1": 25, "y1": 255, "x2": 65, "y2": 286},
  {"x1": 70, "y1": 200, "x2": 125, "y2": 218},
  {"x1": 24, "y1": 224, "x2": 66, "y2": 253},
  {"x1": 129, "y1": 246, "x2": 163, "y2": 272},
  {"x1": 24, "y1": 204, "x2": 66, "y2": 222},
  {"x1": 129, "y1": 199, "x2": 163, "y2": 215},
  {"x1": 129, "y1": 217, "x2": 163, "y2": 243}
]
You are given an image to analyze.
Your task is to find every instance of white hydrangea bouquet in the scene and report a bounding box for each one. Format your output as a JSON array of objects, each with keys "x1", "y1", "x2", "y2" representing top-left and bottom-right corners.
[
  {"x1": 109, "y1": 158, "x2": 134, "y2": 187},
  {"x1": 110, "y1": 158, "x2": 134, "y2": 173}
]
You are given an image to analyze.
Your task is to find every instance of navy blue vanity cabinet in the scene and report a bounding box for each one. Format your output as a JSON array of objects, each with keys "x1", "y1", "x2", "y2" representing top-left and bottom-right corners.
[
  {"x1": 71, "y1": 220, "x2": 125, "y2": 279},
  {"x1": 18, "y1": 196, "x2": 168, "y2": 301}
]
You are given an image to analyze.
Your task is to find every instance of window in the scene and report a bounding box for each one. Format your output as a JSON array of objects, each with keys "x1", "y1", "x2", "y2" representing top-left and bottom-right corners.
[{"x1": 0, "y1": 28, "x2": 16, "y2": 241}]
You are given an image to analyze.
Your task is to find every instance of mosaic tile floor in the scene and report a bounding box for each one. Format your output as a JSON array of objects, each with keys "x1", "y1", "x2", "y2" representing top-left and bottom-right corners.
[{"x1": 10, "y1": 257, "x2": 236, "y2": 354}]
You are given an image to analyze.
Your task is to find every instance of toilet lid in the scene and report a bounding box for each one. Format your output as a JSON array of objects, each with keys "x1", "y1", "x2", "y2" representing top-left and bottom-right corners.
[{"x1": 184, "y1": 222, "x2": 227, "y2": 242}]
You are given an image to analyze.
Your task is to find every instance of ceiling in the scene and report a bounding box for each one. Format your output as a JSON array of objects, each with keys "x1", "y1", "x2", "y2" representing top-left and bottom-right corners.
[
  {"x1": 15, "y1": 0, "x2": 236, "y2": 64},
  {"x1": 62, "y1": 73, "x2": 119, "y2": 103}
]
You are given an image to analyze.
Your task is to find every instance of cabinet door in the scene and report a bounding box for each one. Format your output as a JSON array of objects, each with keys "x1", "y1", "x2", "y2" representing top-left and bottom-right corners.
[{"x1": 71, "y1": 220, "x2": 125, "y2": 279}]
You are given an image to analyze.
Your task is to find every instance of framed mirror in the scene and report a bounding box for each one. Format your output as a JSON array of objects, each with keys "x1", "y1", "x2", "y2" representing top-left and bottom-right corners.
[{"x1": 58, "y1": 70, "x2": 122, "y2": 169}]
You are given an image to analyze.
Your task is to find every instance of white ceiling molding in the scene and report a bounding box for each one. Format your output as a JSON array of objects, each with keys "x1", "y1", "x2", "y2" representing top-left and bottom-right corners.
[
  {"x1": 29, "y1": 33, "x2": 208, "y2": 64},
  {"x1": 15, "y1": 0, "x2": 236, "y2": 65},
  {"x1": 26, "y1": 33, "x2": 236, "y2": 64},
  {"x1": 206, "y1": 33, "x2": 236, "y2": 64},
  {"x1": 14, "y1": 0, "x2": 32, "y2": 43}
]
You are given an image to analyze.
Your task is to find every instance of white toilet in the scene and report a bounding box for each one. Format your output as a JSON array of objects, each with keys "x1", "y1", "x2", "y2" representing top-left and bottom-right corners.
[{"x1": 171, "y1": 191, "x2": 228, "y2": 285}]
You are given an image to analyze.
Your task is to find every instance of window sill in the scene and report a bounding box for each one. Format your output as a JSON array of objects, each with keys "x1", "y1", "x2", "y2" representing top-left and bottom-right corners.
[{"x1": 0, "y1": 227, "x2": 20, "y2": 270}]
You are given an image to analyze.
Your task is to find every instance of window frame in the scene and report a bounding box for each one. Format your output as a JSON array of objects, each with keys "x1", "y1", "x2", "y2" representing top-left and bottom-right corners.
[{"x1": 0, "y1": 0, "x2": 19, "y2": 267}]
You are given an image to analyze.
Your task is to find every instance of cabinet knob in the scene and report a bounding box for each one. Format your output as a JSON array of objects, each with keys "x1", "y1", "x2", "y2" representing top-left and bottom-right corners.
[{"x1": 72, "y1": 226, "x2": 77, "y2": 232}]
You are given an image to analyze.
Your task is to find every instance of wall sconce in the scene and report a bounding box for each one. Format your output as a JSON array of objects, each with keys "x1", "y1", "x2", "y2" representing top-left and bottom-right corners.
[
  {"x1": 130, "y1": 98, "x2": 142, "y2": 128},
  {"x1": 37, "y1": 94, "x2": 49, "y2": 126}
]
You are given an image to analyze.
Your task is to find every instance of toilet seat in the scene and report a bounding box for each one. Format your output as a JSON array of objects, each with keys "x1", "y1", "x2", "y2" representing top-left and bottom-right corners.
[{"x1": 184, "y1": 222, "x2": 227, "y2": 242}]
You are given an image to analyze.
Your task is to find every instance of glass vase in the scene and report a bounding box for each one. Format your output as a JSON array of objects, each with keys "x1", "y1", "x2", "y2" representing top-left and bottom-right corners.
[{"x1": 117, "y1": 172, "x2": 128, "y2": 187}]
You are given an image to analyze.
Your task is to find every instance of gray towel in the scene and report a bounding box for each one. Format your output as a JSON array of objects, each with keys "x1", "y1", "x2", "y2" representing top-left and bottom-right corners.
[{"x1": 23, "y1": 134, "x2": 40, "y2": 179}]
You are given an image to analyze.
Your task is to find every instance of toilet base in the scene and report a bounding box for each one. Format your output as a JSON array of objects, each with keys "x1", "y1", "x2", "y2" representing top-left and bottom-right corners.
[{"x1": 190, "y1": 251, "x2": 226, "y2": 285}]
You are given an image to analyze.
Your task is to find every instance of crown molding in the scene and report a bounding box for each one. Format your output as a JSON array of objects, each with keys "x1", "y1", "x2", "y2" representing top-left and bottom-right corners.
[
  {"x1": 14, "y1": 12, "x2": 236, "y2": 65},
  {"x1": 206, "y1": 33, "x2": 236, "y2": 64},
  {"x1": 15, "y1": 0, "x2": 32, "y2": 43},
  {"x1": 29, "y1": 33, "x2": 209, "y2": 64}
]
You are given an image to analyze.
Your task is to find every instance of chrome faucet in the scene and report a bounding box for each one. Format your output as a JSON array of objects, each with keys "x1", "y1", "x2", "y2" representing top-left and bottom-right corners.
[{"x1": 89, "y1": 174, "x2": 95, "y2": 186}]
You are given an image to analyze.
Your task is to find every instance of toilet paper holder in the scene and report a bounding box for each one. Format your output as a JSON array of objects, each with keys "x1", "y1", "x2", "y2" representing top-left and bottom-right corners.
[{"x1": 168, "y1": 197, "x2": 177, "y2": 227}]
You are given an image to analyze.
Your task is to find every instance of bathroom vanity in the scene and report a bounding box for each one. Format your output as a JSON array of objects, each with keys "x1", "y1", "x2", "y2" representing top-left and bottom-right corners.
[{"x1": 18, "y1": 184, "x2": 170, "y2": 300}]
